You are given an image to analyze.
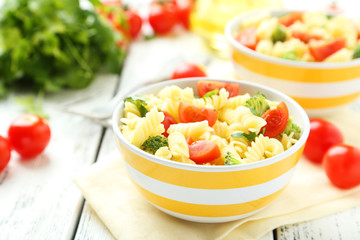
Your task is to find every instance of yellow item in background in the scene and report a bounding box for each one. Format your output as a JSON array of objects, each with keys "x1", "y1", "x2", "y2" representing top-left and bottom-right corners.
[{"x1": 190, "y1": 0, "x2": 283, "y2": 58}]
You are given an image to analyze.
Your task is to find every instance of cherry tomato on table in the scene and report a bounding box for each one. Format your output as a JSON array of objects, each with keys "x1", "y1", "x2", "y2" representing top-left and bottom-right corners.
[
  {"x1": 8, "y1": 114, "x2": 51, "y2": 159},
  {"x1": 235, "y1": 27, "x2": 258, "y2": 50},
  {"x1": 173, "y1": 0, "x2": 194, "y2": 29},
  {"x1": 188, "y1": 140, "x2": 221, "y2": 164},
  {"x1": 303, "y1": 118, "x2": 343, "y2": 164},
  {"x1": 197, "y1": 81, "x2": 239, "y2": 98},
  {"x1": 261, "y1": 101, "x2": 289, "y2": 138},
  {"x1": 178, "y1": 102, "x2": 218, "y2": 127},
  {"x1": 148, "y1": 1, "x2": 178, "y2": 35},
  {"x1": 161, "y1": 111, "x2": 177, "y2": 137},
  {"x1": 0, "y1": 136, "x2": 11, "y2": 172},
  {"x1": 323, "y1": 144, "x2": 360, "y2": 189},
  {"x1": 125, "y1": 8, "x2": 143, "y2": 39},
  {"x1": 171, "y1": 63, "x2": 207, "y2": 80}
]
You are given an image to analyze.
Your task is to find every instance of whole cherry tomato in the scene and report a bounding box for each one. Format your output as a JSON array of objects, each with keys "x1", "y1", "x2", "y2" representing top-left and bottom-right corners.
[
  {"x1": 303, "y1": 118, "x2": 343, "y2": 164},
  {"x1": 148, "y1": 1, "x2": 178, "y2": 35},
  {"x1": 323, "y1": 144, "x2": 360, "y2": 189},
  {"x1": 173, "y1": 0, "x2": 194, "y2": 29},
  {"x1": 125, "y1": 8, "x2": 143, "y2": 39},
  {"x1": 261, "y1": 101, "x2": 289, "y2": 138},
  {"x1": 8, "y1": 114, "x2": 51, "y2": 159},
  {"x1": 170, "y1": 63, "x2": 207, "y2": 79},
  {"x1": 0, "y1": 136, "x2": 11, "y2": 172}
]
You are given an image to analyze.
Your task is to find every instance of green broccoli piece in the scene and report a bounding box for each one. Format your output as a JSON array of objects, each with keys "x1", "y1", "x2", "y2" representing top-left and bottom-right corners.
[
  {"x1": 224, "y1": 152, "x2": 245, "y2": 165},
  {"x1": 281, "y1": 50, "x2": 299, "y2": 61},
  {"x1": 245, "y1": 92, "x2": 270, "y2": 116},
  {"x1": 140, "y1": 135, "x2": 168, "y2": 154},
  {"x1": 124, "y1": 97, "x2": 148, "y2": 117},
  {"x1": 282, "y1": 117, "x2": 301, "y2": 140},
  {"x1": 352, "y1": 46, "x2": 360, "y2": 59},
  {"x1": 271, "y1": 25, "x2": 287, "y2": 43}
]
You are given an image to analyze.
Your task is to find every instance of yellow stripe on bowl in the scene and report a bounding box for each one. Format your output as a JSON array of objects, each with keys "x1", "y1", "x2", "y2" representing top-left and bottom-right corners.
[
  {"x1": 116, "y1": 139, "x2": 304, "y2": 189},
  {"x1": 131, "y1": 179, "x2": 287, "y2": 218},
  {"x1": 291, "y1": 92, "x2": 360, "y2": 109},
  {"x1": 232, "y1": 48, "x2": 360, "y2": 83}
]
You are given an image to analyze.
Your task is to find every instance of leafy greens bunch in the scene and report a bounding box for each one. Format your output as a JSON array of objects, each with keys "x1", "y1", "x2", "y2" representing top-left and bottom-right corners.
[{"x1": 0, "y1": 0, "x2": 126, "y2": 97}]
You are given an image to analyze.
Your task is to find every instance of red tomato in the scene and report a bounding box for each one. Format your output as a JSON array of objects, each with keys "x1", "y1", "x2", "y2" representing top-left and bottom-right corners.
[
  {"x1": 170, "y1": 63, "x2": 207, "y2": 79},
  {"x1": 323, "y1": 144, "x2": 360, "y2": 189},
  {"x1": 261, "y1": 101, "x2": 289, "y2": 138},
  {"x1": 0, "y1": 136, "x2": 11, "y2": 172},
  {"x1": 178, "y1": 102, "x2": 218, "y2": 127},
  {"x1": 8, "y1": 114, "x2": 51, "y2": 159},
  {"x1": 309, "y1": 37, "x2": 346, "y2": 61},
  {"x1": 303, "y1": 118, "x2": 343, "y2": 164},
  {"x1": 173, "y1": 0, "x2": 194, "y2": 29},
  {"x1": 148, "y1": 1, "x2": 177, "y2": 35},
  {"x1": 197, "y1": 81, "x2": 239, "y2": 98},
  {"x1": 161, "y1": 111, "x2": 177, "y2": 137},
  {"x1": 125, "y1": 8, "x2": 143, "y2": 39},
  {"x1": 188, "y1": 140, "x2": 221, "y2": 164},
  {"x1": 235, "y1": 27, "x2": 258, "y2": 50},
  {"x1": 292, "y1": 31, "x2": 323, "y2": 44},
  {"x1": 279, "y1": 12, "x2": 303, "y2": 27}
]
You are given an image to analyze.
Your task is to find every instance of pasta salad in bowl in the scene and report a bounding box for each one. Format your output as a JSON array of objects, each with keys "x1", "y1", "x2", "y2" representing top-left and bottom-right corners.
[
  {"x1": 225, "y1": 10, "x2": 360, "y2": 116},
  {"x1": 112, "y1": 78, "x2": 310, "y2": 223}
]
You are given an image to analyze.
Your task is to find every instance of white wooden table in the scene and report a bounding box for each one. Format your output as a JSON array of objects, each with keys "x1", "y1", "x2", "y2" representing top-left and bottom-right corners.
[{"x1": 1, "y1": 0, "x2": 360, "y2": 237}]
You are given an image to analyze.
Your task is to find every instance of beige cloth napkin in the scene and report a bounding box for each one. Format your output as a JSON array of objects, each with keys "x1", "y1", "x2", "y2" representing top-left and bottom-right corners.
[{"x1": 74, "y1": 109, "x2": 360, "y2": 240}]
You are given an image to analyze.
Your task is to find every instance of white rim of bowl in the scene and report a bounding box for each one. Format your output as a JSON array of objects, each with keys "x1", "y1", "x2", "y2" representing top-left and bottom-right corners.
[
  {"x1": 224, "y1": 8, "x2": 360, "y2": 69},
  {"x1": 112, "y1": 78, "x2": 310, "y2": 172}
]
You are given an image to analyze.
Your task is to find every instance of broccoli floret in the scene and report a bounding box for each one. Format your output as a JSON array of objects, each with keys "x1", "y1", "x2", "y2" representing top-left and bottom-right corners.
[
  {"x1": 271, "y1": 25, "x2": 287, "y2": 43},
  {"x1": 140, "y1": 135, "x2": 168, "y2": 154},
  {"x1": 281, "y1": 50, "x2": 299, "y2": 61},
  {"x1": 245, "y1": 92, "x2": 270, "y2": 116},
  {"x1": 224, "y1": 152, "x2": 246, "y2": 165},
  {"x1": 124, "y1": 97, "x2": 148, "y2": 117},
  {"x1": 283, "y1": 117, "x2": 301, "y2": 140},
  {"x1": 353, "y1": 46, "x2": 360, "y2": 59}
]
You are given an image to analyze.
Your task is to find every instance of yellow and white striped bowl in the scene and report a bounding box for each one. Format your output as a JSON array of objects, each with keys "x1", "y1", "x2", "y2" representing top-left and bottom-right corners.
[
  {"x1": 225, "y1": 10, "x2": 360, "y2": 117},
  {"x1": 112, "y1": 78, "x2": 310, "y2": 223}
]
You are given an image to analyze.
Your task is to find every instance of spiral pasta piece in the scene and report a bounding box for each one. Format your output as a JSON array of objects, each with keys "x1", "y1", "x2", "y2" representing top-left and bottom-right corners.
[
  {"x1": 167, "y1": 120, "x2": 212, "y2": 140},
  {"x1": 244, "y1": 135, "x2": 284, "y2": 162},
  {"x1": 168, "y1": 132, "x2": 195, "y2": 164},
  {"x1": 193, "y1": 88, "x2": 229, "y2": 110},
  {"x1": 124, "y1": 102, "x2": 141, "y2": 117},
  {"x1": 219, "y1": 106, "x2": 267, "y2": 134},
  {"x1": 125, "y1": 107, "x2": 165, "y2": 147},
  {"x1": 155, "y1": 146, "x2": 172, "y2": 160}
]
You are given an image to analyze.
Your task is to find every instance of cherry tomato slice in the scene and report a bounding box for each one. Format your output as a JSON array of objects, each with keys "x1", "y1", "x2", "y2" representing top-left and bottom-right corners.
[
  {"x1": 235, "y1": 27, "x2": 258, "y2": 50},
  {"x1": 125, "y1": 8, "x2": 143, "y2": 39},
  {"x1": 279, "y1": 12, "x2": 303, "y2": 27},
  {"x1": 178, "y1": 102, "x2": 218, "y2": 127},
  {"x1": 291, "y1": 31, "x2": 323, "y2": 44},
  {"x1": 323, "y1": 144, "x2": 360, "y2": 189},
  {"x1": 188, "y1": 140, "x2": 221, "y2": 164},
  {"x1": 303, "y1": 118, "x2": 343, "y2": 164},
  {"x1": 0, "y1": 136, "x2": 11, "y2": 172},
  {"x1": 197, "y1": 81, "x2": 239, "y2": 98},
  {"x1": 161, "y1": 111, "x2": 177, "y2": 137},
  {"x1": 261, "y1": 101, "x2": 289, "y2": 138},
  {"x1": 8, "y1": 114, "x2": 51, "y2": 159},
  {"x1": 309, "y1": 37, "x2": 346, "y2": 61},
  {"x1": 170, "y1": 63, "x2": 207, "y2": 79},
  {"x1": 148, "y1": 2, "x2": 177, "y2": 35}
]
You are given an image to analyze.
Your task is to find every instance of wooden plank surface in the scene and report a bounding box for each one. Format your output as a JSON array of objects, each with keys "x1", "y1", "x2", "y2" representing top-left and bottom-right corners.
[{"x1": 0, "y1": 74, "x2": 118, "y2": 240}]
